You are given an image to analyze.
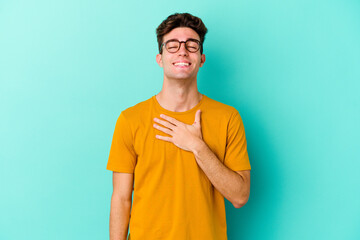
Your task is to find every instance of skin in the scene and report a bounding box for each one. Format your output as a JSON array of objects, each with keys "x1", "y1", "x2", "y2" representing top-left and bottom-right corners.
[
  {"x1": 110, "y1": 173, "x2": 133, "y2": 240},
  {"x1": 110, "y1": 26, "x2": 250, "y2": 240},
  {"x1": 155, "y1": 27, "x2": 205, "y2": 112}
]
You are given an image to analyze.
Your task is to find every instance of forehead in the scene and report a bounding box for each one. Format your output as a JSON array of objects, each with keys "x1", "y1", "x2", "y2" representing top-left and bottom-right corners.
[{"x1": 163, "y1": 27, "x2": 200, "y2": 42}]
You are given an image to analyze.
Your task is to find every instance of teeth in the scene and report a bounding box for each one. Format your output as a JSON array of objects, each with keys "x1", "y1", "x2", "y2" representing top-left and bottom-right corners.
[{"x1": 174, "y1": 62, "x2": 189, "y2": 66}]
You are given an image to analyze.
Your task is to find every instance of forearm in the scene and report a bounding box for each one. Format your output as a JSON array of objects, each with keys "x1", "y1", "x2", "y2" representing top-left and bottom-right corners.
[
  {"x1": 192, "y1": 140, "x2": 249, "y2": 208},
  {"x1": 110, "y1": 195, "x2": 132, "y2": 240}
]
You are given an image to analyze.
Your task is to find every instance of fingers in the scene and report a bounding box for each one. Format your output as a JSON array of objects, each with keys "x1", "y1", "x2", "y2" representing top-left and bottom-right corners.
[
  {"x1": 155, "y1": 135, "x2": 172, "y2": 142},
  {"x1": 153, "y1": 123, "x2": 173, "y2": 136},
  {"x1": 159, "y1": 114, "x2": 181, "y2": 126},
  {"x1": 194, "y1": 109, "x2": 201, "y2": 125},
  {"x1": 154, "y1": 117, "x2": 175, "y2": 129}
]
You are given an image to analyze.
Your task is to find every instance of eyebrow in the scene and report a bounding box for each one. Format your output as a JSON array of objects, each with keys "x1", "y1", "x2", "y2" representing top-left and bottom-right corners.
[{"x1": 166, "y1": 38, "x2": 200, "y2": 42}]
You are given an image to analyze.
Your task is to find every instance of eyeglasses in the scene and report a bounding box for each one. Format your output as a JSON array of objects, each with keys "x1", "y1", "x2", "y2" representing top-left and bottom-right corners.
[{"x1": 160, "y1": 39, "x2": 201, "y2": 53}]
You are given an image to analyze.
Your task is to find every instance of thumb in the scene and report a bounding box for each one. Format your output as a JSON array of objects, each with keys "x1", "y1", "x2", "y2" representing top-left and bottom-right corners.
[{"x1": 194, "y1": 109, "x2": 201, "y2": 126}]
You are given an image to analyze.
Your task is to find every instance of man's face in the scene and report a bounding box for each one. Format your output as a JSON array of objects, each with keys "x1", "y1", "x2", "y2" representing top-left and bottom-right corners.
[{"x1": 156, "y1": 27, "x2": 206, "y2": 81}]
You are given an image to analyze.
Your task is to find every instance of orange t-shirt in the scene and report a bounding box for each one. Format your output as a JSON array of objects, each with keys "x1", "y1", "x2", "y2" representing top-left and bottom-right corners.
[{"x1": 107, "y1": 94, "x2": 251, "y2": 240}]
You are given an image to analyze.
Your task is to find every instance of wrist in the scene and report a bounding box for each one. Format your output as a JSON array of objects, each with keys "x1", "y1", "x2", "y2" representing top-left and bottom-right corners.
[{"x1": 191, "y1": 138, "x2": 207, "y2": 156}]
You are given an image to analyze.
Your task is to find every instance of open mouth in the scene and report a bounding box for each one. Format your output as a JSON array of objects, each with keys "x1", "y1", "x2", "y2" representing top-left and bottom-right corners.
[{"x1": 173, "y1": 62, "x2": 191, "y2": 67}]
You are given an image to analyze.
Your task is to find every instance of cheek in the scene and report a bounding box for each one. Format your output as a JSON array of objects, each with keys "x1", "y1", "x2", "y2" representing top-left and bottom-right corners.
[
  {"x1": 162, "y1": 57, "x2": 171, "y2": 67},
  {"x1": 164, "y1": 61, "x2": 172, "y2": 69}
]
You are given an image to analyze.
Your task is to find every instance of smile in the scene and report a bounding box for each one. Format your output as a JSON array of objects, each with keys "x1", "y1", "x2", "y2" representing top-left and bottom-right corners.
[{"x1": 173, "y1": 62, "x2": 191, "y2": 66}]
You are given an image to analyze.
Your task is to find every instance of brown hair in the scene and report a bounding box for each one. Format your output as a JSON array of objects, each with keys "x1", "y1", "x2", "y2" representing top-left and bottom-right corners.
[{"x1": 156, "y1": 13, "x2": 208, "y2": 54}]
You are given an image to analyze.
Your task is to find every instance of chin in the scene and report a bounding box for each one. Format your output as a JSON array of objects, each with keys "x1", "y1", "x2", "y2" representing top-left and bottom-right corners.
[{"x1": 172, "y1": 75, "x2": 194, "y2": 81}]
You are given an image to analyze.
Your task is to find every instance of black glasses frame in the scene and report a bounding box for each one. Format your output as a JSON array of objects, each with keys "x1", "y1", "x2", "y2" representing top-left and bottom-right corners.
[{"x1": 160, "y1": 39, "x2": 202, "y2": 54}]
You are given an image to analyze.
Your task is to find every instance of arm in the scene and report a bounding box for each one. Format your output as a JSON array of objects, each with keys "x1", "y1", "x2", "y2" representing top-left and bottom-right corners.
[
  {"x1": 192, "y1": 141, "x2": 250, "y2": 208},
  {"x1": 110, "y1": 172, "x2": 134, "y2": 240},
  {"x1": 153, "y1": 110, "x2": 250, "y2": 208}
]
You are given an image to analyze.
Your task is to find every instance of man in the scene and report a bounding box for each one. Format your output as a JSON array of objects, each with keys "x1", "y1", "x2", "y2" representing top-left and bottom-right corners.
[{"x1": 107, "y1": 13, "x2": 251, "y2": 240}]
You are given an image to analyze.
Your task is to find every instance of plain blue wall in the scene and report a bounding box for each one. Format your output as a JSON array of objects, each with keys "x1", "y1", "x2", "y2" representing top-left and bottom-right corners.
[{"x1": 1, "y1": 0, "x2": 359, "y2": 239}]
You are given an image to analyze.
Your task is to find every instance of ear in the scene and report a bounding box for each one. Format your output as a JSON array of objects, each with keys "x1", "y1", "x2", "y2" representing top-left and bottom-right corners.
[
  {"x1": 156, "y1": 53, "x2": 163, "y2": 67},
  {"x1": 200, "y1": 54, "x2": 206, "y2": 67}
]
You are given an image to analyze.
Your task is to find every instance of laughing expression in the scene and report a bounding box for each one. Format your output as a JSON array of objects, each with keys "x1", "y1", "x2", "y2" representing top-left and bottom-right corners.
[{"x1": 156, "y1": 27, "x2": 206, "y2": 82}]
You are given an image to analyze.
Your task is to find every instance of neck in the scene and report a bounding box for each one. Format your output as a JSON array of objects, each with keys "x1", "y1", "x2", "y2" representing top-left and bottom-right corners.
[{"x1": 156, "y1": 76, "x2": 202, "y2": 112}]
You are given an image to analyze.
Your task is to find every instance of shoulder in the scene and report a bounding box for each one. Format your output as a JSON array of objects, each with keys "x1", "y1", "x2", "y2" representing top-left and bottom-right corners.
[
  {"x1": 203, "y1": 95, "x2": 240, "y2": 119},
  {"x1": 119, "y1": 96, "x2": 153, "y2": 120}
]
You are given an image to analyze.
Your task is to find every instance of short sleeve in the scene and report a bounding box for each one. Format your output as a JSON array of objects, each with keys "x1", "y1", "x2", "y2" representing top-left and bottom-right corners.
[
  {"x1": 106, "y1": 112, "x2": 137, "y2": 173},
  {"x1": 223, "y1": 111, "x2": 251, "y2": 171}
]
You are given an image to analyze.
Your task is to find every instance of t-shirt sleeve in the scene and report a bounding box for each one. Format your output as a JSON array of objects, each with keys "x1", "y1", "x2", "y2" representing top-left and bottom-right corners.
[
  {"x1": 106, "y1": 112, "x2": 137, "y2": 173},
  {"x1": 223, "y1": 110, "x2": 251, "y2": 171}
]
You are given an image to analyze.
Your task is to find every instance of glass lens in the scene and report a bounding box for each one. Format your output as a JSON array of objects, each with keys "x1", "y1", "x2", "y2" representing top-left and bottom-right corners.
[
  {"x1": 164, "y1": 40, "x2": 200, "y2": 53},
  {"x1": 166, "y1": 40, "x2": 180, "y2": 53},
  {"x1": 186, "y1": 40, "x2": 200, "y2": 52}
]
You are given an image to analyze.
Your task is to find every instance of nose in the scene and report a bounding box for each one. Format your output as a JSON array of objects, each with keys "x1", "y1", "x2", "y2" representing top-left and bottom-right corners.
[{"x1": 178, "y1": 42, "x2": 188, "y2": 56}]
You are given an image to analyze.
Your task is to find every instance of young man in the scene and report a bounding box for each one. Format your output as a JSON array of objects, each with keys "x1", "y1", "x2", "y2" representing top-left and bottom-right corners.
[{"x1": 107, "y1": 13, "x2": 251, "y2": 240}]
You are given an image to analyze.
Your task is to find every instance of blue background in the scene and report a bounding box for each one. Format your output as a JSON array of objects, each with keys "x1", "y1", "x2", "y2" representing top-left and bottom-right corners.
[{"x1": 1, "y1": 0, "x2": 359, "y2": 239}]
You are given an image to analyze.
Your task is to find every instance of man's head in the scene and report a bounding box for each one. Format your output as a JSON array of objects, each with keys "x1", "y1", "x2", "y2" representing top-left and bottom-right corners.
[
  {"x1": 156, "y1": 13, "x2": 208, "y2": 54},
  {"x1": 155, "y1": 13, "x2": 208, "y2": 82}
]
